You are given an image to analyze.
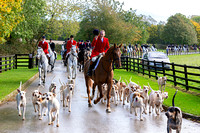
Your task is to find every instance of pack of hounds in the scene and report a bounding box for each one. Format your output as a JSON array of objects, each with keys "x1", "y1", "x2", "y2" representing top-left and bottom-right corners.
[
  {"x1": 16, "y1": 76, "x2": 182, "y2": 132},
  {"x1": 16, "y1": 77, "x2": 75, "y2": 127}
]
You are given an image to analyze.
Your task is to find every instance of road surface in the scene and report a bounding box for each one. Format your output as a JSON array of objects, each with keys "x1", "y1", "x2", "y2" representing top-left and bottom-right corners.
[{"x1": 0, "y1": 60, "x2": 200, "y2": 133}]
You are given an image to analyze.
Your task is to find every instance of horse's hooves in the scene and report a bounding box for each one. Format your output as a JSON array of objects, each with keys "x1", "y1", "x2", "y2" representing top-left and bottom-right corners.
[
  {"x1": 88, "y1": 104, "x2": 92, "y2": 107},
  {"x1": 106, "y1": 108, "x2": 111, "y2": 113},
  {"x1": 94, "y1": 100, "x2": 97, "y2": 104}
]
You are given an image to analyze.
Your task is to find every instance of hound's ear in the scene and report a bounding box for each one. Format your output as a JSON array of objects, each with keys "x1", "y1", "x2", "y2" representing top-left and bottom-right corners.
[
  {"x1": 32, "y1": 92, "x2": 34, "y2": 96},
  {"x1": 140, "y1": 94, "x2": 144, "y2": 99},
  {"x1": 114, "y1": 43, "x2": 116, "y2": 48},
  {"x1": 17, "y1": 89, "x2": 20, "y2": 93},
  {"x1": 162, "y1": 77, "x2": 165, "y2": 79},
  {"x1": 132, "y1": 94, "x2": 136, "y2": 99},
  {"x1": 39, "y1": 92, "x2": 42, "y2": 95},
  {"x1": 119, "y1": 44, "x2": 122, "y2": 48},
  {"x1": 53, "y1": 93, "x2": 56, "y2": 97}
]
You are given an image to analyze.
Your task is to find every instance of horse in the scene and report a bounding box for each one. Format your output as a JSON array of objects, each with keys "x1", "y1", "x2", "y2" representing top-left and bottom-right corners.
[
  {"x1": 36, "y1": 47, "x2": 48, "y2": 85},
  {"x1": 48, "y1": 43, "x2": 56, "y2": 71},
  {"x1": 84, "y1": 44, "x2": 122, "y2": 113},
  {"x1": 67, "y1": 45, "x2": 78, "y2": 79}
]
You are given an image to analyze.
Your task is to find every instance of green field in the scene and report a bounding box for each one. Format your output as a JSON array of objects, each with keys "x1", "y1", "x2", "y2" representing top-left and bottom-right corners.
[
  {"x1": 114, "y1": 69, "x2": 200, "y2": 116},
  {"x1": 0, "y1": 68, "x2": 38, "y2": 101}
]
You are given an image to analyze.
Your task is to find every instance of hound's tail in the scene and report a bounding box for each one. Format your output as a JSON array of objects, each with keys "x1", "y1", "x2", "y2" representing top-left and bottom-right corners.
[
  {"x1": 125, "y1": 79, "x2": 129, "y2": 86},
  {"x1": 172, "y1": 90, "x2": 178, "y2": 107},
  {"x1": 118, "y1": 76, "x2": 121, "y2": 82},
  {"x1": 129, "y1": 76, "x2": 132, "y2": 82},
  {"x1": 19, "y1": 81, "x2": 22, "y2": 91},
  {"x1": 51, "y1": 76, "x2": 56, "y2": 83},
  {"x1": 148, "y1": 83, "x2": 153, "y2": 91}
]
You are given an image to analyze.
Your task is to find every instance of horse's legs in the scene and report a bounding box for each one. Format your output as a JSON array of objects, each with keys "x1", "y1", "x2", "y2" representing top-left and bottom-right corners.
[
  {"x1": 43, "y1": 67, "x2": 47, "y2": 83},
  {"x1": 94, "y1": 84, "x2": 103, "y2": 104},
  {"x1": 86, "y1": 80, "x2": 93, "y2": 107},
  {"x1": 91, "y1": 83, "x2": 96, "y2": 100},
  {"x1": 106, "y1": 83, "x2": 112, "y2": 113},
  {"x1": 38, "y1": 68, "x2": 42, "y2": 85}
]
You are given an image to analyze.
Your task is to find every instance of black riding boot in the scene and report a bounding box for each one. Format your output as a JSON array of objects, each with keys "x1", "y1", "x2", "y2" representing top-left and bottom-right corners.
[
  {"x1": 87, "y1": 61, "x2": 95, "y2": 76},
  {"x1": 66, "y1": 54, "x2": 70, "y2": 65}
]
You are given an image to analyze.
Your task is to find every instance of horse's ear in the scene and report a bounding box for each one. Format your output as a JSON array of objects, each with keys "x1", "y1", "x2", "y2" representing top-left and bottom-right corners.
[
  {"x1": 118, "y1": 44, "x2": 122, "y2": 48},
  {"x1": 114, "y1": 43, "x2": 116, "y2": 48}
]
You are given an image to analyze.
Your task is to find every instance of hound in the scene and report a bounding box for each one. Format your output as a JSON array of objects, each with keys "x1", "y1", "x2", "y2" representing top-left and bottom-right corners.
[
  {"x1": 49, "y1": 76, "x2": 57, "y2": 93},
  {"x1": 16, "y1": 82, "x2": 26, "y2": 120},
  {"x1": 142, "y1": 85, "x2": 150, "y2": 114},
  {"x1": 111, "y1": 84, "x2": 119, "y2": 105},
  {"x1": 123, "y1": 87, "x2": 130, "y2": 105},
  {"x1": 165, "y1": 90, "x2": 182, "y2": 133},
  {"x1": 158, "y1": 76, "x2": 167, "y2": 92},
  {"x1": 149, "y1": 85, "x2": 163, "y2": 115},
  {"x1": 62, "y1": 83, "x2": 74, "y2": 112},
  {"x1": 46, "y1": 92, "x2": 60, "y2": 127},
  {"x1": 129, "y1": 92, "x2": 144, "y2": 121},
  {"x1": 32, "y1": 89, "x2": 42, "y2": 116},
  {"x1": 36, "y1": 93, "x2": 48, "y2": 120}
]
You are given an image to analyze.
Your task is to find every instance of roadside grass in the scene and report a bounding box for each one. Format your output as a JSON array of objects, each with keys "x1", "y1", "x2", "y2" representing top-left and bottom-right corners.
[
  {"x1": 114, "y1": 69, "x2": 200, "y2": 116},
  {"x1": 57, "y1": 54, "x2": 62, "y2": 60},
  {"x1": 0, "y1": 68, "x2": 38, "y2": 101}
]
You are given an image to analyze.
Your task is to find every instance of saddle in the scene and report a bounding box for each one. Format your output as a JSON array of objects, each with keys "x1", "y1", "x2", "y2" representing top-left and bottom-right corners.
[{"x1": 92, "y1": 55, "x2": 102, "y2": 71}]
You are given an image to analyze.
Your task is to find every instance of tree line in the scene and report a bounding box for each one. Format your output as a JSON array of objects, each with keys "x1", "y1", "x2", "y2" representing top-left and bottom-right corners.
[{"x1": 1, "y1": 0, "x2": 200, "y2": 54}]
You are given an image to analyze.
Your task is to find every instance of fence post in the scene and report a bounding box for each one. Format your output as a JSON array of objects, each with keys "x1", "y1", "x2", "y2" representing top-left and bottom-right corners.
[
  {"x1": 0, "y1": 57, "x2": 2, "y2": 73},
  {"x1": 148, "y1": 60, "x2": 151, "y2": 78},
  {"x1": 29, "y1": 54, "x2": 33, "y2": 69},
  {"x1": 15, "y1": 54, "x2": 17, "y2": 69},
  {"x1": 137, "y1": 58, "x2": 139, "y2": 73},
  {"x1": 126, "y1": 56, "x2": 128, "y2": 71},
  {"x1": 5, "y1": 57, "x2": 7, "y2": 71},
  {"x1": 154, "y1": 60, "x2": 158, "y2": 79},
  {"x1": 133, "y1": 58, "x2": 135, "y2": 71},
  {"x1": 142, "y1": 59, "x2": 144, "y2": 75},
  {"x1": 172, "y1": 63, "x2": 177, "y2": 86},
  {"x1": 9, "y1": 56, "x2": 11, "y2": 70},
  {"x1": 184, "y1": 64, "x2": 189, "y2": 91},
  {"x1": 162, "y1": 61, "x2": 165, "y2": 76}
]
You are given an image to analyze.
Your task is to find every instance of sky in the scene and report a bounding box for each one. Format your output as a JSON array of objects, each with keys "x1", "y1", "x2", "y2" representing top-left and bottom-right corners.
[{"x1": 118, "y1": 0, "x2": 200, "y2": 23}]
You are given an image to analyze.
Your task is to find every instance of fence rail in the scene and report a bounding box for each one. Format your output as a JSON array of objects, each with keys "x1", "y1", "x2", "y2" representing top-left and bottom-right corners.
[
  {"x1": 0, "y1": 55, "x2": 15, "y2": 73},
  {"x1": 0, "y1": 54, "x2": 36, "y2": 73},
  {"x1": 115, "y1": 56, "x2": 200, "y2": 91}
]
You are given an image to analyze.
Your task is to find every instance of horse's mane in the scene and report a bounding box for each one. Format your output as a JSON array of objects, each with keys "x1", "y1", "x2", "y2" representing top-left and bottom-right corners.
[{"x1": 105, "y1": 46, "x2": 115, "y2": 56}]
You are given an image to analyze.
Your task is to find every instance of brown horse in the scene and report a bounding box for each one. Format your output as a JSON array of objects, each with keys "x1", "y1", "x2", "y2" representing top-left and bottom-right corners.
[{"x1": 84, "y1": 44, "x2": 122, "y2": 113}]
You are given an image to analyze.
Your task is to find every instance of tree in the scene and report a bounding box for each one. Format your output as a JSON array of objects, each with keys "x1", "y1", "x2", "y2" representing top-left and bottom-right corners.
[
  {"x1": 76, "y1": 0, "x2": 138, "y2": 44},
  {"x1": 0, "y1": 0, "x2": 24, "y2": 43},
  {"x1": 190, "y1": 20, "x2": 200, "y2": 44},
  {"x1": 162, "y1": 13, "x2": 197, "y2": 45},
  {"x1": 147, "y1": 25, "x2": 158, "y2": 44}
]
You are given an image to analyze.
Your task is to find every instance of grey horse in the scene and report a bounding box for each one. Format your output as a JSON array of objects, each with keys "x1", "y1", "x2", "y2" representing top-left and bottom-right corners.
[{"x1": 36, "y1": 47, "x2": 48, "y2": 85}]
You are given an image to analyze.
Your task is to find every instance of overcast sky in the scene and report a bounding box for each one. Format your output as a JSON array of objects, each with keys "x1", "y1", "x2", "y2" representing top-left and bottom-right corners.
[{"x1": 118, "y1": 0, "x2": 200, "y2": 22}]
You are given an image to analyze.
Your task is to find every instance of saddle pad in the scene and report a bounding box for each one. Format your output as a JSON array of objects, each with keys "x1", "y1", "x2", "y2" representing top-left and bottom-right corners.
[{"x1": 93, "y1": 56, "x2": 102, "y2": 71}]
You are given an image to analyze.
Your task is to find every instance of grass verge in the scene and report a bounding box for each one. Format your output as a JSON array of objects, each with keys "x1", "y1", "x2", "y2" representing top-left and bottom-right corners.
[
  {"x1": 0, "y1": 68, "x2": 38, "y2": 101},
  {"x1": 114, "y1": 69, "x2": 200, "y2": 116}
]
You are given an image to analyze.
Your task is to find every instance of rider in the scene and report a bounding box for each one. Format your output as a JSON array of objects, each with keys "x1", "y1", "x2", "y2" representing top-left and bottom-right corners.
[
  {"x1": 87, "y1": 30, "x2": 110, "y2": 76},
  {"x1": 38, "y1": 36, "x2": 50, "y2": 61},
  {"x1": 85, "y1": 40, "x2": 91, "y2": 50},
  {"x1": 49, "y1": 38, "x2": 57, "y2": 59},
  {"x1": 66, "y1": 35, "x2": 77, "y2": 62},
  {"x1": 78, "y1": 40, "x2": 85, "y2": 51}
]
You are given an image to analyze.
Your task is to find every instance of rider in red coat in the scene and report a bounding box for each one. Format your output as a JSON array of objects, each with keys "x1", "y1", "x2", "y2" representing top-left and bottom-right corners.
[
  {"x1": 38, "y1": 36, "x2": 49, "y2": 56},
  {"x1": 87, "y1": 30, "x2": 110, "y2": 76},
  {"x1": 66, "y1": 35, "x2": 77, "y2": 53}
]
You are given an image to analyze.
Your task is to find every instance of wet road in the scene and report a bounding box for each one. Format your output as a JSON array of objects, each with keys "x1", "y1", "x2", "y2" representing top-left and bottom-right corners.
[{"x1": 0, "y1": 60, "x2": 200, "y2": 133}]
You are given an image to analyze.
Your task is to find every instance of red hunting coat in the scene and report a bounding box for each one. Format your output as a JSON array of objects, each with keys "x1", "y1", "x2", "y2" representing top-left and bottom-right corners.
[
  {"x1": 91, "y1": 36, "x2": 110, "y2": 58},
  {"x1": 38, "y1": 41, "x2": 49, "y2": 54},
  {"x1": 66, "y1": 40, "x2": 77, "y2": 53}
]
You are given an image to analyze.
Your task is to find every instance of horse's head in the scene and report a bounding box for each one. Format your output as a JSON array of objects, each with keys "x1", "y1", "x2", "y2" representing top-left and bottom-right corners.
[
  {"x1": 71, "y1": 45, "x2": 77, "y2": 54},
  {"x1": 36, "y1": 47, "x2": 44, "y2": 59},
  {"x1": 112, "y1": 44, "x2": 122, "y2": 68}
]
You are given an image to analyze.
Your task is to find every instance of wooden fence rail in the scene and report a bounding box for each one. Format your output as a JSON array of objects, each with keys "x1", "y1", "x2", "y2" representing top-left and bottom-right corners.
[
  {"x1": 0, "y1": 54, "x2": 37, "y2": 73},
  {"x1": 0, "y1": 55, "x2": 15, "y2": 73},
  {"x1": 115, "y1": 56, "x2": 200, "y2": 91}
]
